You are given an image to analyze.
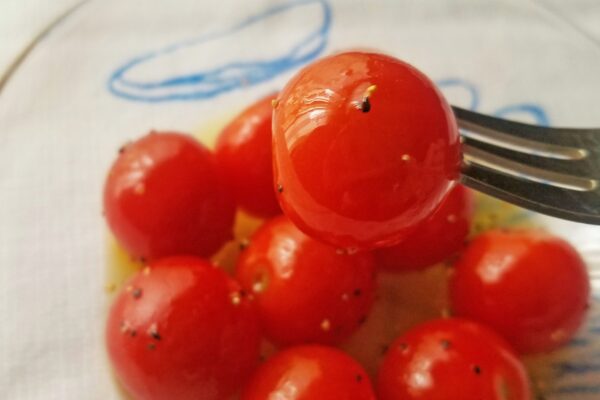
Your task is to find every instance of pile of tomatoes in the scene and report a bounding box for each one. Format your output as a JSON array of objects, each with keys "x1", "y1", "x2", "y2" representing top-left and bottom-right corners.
[{"x1": 103, "y1": 52, "x2": 590, "y2": 400}]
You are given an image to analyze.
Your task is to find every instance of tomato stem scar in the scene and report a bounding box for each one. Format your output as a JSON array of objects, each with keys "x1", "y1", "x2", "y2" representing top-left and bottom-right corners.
[{"x1": 359, "y1": 84, "x2": 377, "y2": 113}]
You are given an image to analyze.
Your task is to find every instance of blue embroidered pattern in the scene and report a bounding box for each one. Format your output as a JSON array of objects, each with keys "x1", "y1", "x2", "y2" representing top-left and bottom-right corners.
[{"x1": 108, "y1": 0, "x2": 331, "y2": 102}]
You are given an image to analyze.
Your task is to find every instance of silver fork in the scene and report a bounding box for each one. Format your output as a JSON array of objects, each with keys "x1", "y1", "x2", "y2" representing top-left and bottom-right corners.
[{"x1": 455, "y1": 106, "x2": 600, "y2": 225}]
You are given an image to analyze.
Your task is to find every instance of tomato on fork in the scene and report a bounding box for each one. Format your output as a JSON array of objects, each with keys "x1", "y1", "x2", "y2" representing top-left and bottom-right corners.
[{"x1": 272, "y1": 51, "x2": 461, "y2": 250}]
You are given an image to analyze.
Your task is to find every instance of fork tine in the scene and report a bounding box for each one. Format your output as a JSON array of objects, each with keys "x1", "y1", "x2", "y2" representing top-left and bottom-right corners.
[
  {"x1": 463, "y1": 144, "x2": 597, "y2": 191},
  {"x1": 462, "y1": 144, "x2": 600, "y2": 225},
  {"x1": 452, "y1": 106, "x2": 600, "y2": 148},
  {"x1": 462, "y1": 136, "x2": 600, "y2": 179}
]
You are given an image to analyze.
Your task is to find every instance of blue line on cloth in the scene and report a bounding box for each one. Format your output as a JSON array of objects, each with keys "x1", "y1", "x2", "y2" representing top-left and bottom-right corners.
[
  {"x1": 494, "y1": 103, "x2": 550, "y2": 126},
  {"x1": 436, "y1": 78, "x2": 480, "y2": 111},
  {"x1": 108, "y1": 0, "x2": 331, "y2": 102}
]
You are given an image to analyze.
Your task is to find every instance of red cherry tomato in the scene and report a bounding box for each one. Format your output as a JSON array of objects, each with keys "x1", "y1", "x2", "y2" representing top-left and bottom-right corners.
[
  {"x1": 242, "y1": 345, "x2": 376, "y2": 400},
  {"x1": 375, "y1": 184, "x2": 474, "y2": 271},
  {"x1": 272, "y1": 51, "x2": 461, "y2": 251},
  {"x1": 377, "y1": 318, "x2": 531, "y2": 400},
  {"x1": 235, "y1": 215, "x2": 376, "y2": 346},
  {"x1": 216, "y1": 93, "x2": 281, "y2": 218},
  {"x1": 106, "y1": 257, "x2": 261, "y2": 400},
  {"x1": 449, "y1": 229, "x2": 589, "y2": 354},
  {"x1": 103, "y1": 132, "x2": 235, "y2": 261}
]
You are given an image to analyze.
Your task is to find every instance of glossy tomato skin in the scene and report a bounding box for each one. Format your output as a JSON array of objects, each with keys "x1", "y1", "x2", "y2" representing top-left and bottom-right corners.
[
  {"x1": 449, "y1": 229, "x2": 590, "y2": 354},
  {"x1": 216, "y1": 93, "x2": 281, "y2": 218},
  {"x1": 106, "y1": 257, "x2": 261, "y2": 400},
  {"x1": 103, "y1": 132, "x2": 235, "y2": 261},
  {"x1": 273, "y1": 52, "x2": 461, "y2": 250},
  {"x1": 235, "y1": 215, "x2": 376, "y2": 346},
  {"x1": 242, "y1": 345, "x2": 376, "y2": 400},
  {"x1": 376, "y1": 184, "x2": 474, "y2": 271},
  {"x1": 378, "y1": 318, "x2": 531, "y2": 400}
]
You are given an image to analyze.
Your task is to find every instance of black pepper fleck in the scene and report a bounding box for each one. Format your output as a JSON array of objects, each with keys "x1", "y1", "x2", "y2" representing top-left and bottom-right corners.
[
  {"x1": 148, "y1": 324, "x2": 161, "y2": 341},
  {"x1": 239, "y1": 239, "x2": 250, "y2": 250},
  {"x1": 132, "y1": 288, "x2": 143, "y2": 299},
  {"x1": 473, "y1": 365, "x2": 482, "y2": 375},
  {"x1": 360, "y1": 96, "x2": 371, "y2": 113}
]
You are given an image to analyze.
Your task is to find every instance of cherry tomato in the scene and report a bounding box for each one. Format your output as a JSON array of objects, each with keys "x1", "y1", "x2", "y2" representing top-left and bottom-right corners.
[
  {"x1": 449, "y1": 229, "x2": 589, "y2": 354},
  {"x1": 242, "y1": 345, "x2": 376, "y2": 400},
  {"x1": 106, "y1": 257, "x2": 261, "y2": 400},
  {"x1": 103, "y1": 132, "x2": 235, "y2": 261},
  {"x1": 235, "y1": 215, "x2": 376, "y2": 346},
  {"x1": 377, "y1": 318, "x2": 531, "y2": 400},
  {"x1": 216, "y1": 93, "x2": 281, "y2": 218},
  {"x1": 375, "y1": 184, "x2": 474, "y2": 271},
  {"x1": 272, "y1": 51, "x2": 461, "y2": 251}
]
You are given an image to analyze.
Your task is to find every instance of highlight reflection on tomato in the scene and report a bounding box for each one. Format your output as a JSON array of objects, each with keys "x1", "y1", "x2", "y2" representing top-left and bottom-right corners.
[{"x1": 273, "y1": 51, "x2": 461, "y2": 250}]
